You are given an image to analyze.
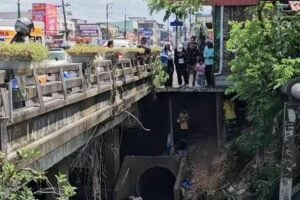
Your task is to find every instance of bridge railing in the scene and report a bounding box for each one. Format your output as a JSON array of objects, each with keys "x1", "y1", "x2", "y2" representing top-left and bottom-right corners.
[
  {"x1": 0, "y1": 58, "x2": 153, "y2": 154},
  {"x1": 0, "y1": 58, "x2": 153, "y2": 117}
]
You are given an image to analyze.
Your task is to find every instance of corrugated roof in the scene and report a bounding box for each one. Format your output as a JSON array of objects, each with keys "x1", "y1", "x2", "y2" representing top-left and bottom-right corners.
[
  {"x1": 289, "y1": 1, "x2": 300, "y2": 11},
  {"x1": 206, "y1": 0, "x2": 258, "y2": 6}
]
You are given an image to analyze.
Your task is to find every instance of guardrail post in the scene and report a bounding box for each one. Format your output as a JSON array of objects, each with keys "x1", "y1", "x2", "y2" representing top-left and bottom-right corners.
[
  {"x1": 78, "y1": 64, "x2": 87, "y2": 93},
  {"x1": 0, "y1": 118, "x2": 8, "y2": 154},
  {"x1": 33, "y1": 69, "x2": 45, "y2": 110},
  {"x1": 59, "y1": 67, "x2": 68, "y2": 101}
]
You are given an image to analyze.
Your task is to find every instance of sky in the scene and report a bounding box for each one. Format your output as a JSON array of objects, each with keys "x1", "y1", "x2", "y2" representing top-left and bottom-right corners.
[{"x1": 0, "y1": 0, "x2": 167, "y2": 23}]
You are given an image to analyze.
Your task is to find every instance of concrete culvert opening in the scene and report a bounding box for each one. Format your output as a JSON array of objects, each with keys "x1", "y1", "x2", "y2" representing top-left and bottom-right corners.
[{"x1": 138, "y1": 167, "x2": 176, "y2": 200}]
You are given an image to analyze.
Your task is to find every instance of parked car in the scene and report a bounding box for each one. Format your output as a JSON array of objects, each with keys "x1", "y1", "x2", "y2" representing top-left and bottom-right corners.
[
  {"x1": 103, "y1": 39, "x2": 135, "y2": 48},
  {"x1": 44, "y1": 48, "x2": 71, "y2": 66}
]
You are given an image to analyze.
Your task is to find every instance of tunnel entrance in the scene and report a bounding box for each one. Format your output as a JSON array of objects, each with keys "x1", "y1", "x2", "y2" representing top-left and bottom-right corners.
[{"x1": 138, "y1": 167, "x2": 176, "y2": 200}]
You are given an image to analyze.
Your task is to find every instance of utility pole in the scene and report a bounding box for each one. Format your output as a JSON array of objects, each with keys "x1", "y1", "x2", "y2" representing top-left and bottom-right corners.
[
  {"x1": 189, "y1": 7, "x2": 192, "y2": 38},
  {"x1": 62, "y1": 0, "x2": 68, "y2": 42},
  {"x1": 167, "y1": 18, "x2": 170, "y2": 42},
  {"x1": 106, "y1": 2, "x2": 113, "y2": 40},
  {"x1": 17, "y1": 0, "x2": 20, "y2": 18},
  {"x1": 168, "y1": 96, "x2": 175, "y2": 155},
  {"x1": 124, "y1": 8, "x2": 127, "y2": 40}
]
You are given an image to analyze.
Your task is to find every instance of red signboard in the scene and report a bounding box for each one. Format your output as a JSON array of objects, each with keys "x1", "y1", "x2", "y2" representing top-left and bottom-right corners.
[
  {"x1": 32, "y1": 3, "x2": 58, "y2": 36},
  {"x1": 206, "y1": 0, "x2": 258, "y2": 6}
]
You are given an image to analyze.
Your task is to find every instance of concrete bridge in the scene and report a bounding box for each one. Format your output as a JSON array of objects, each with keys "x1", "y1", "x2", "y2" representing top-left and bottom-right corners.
[
  {"x1": 0, "y1": 58, "x2": 153, "y2": 170},
  {"x1": 0, "y1": 56, "x2": 230, "y2": 199}
]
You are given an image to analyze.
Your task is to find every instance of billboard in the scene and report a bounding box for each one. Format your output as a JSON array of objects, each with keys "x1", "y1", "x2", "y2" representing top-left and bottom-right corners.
[
  {"x1": 32, "y1": 3, "x2": 58, "y2": 36},
  {"x1": 79, "y1": 24, "x2": 100, "y2": 37}
]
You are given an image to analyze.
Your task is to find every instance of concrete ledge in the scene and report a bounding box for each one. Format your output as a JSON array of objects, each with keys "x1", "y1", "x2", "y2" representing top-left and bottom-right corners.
[
  {"x1": 156, "y1": 87, "x2": 225, "y2": 93},
  {"x1": 7, "y1": 84, "x2": 152, "y2": 168},
  {"x1": 8, "y1": 106, "x2": 113, "y2": 166},
  {"x1": 31, "y1": 107, "x2": 134, "y2": 170},
  {"x1": 11, "y1": 86, "x2": 111, "y2": 125}
]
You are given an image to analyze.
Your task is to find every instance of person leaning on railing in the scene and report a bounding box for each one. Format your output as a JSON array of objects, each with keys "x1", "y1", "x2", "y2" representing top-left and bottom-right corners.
[{"x1": 136, "y1": 37, "x2": 151, "y2": 64}]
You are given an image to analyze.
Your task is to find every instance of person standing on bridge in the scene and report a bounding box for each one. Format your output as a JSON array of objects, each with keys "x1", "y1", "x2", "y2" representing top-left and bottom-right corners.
[
  {"x1": 160, "y1": 44, "x2": 174, "y2": 87},
  {"x1": 137, "y1": 37, "x2": 151, "y2": 64},
  {"x1": 174, "y1": 43, "x2": 188, "y2": 87},
  {"x1": 194, "y1": 58, "x2": 206, "y2": 88},
  {"x1": 187, "y1": 41, "x2": 200, "y2": 87},
  {"x1": 204, "y1": 41, "x2": 215, "y2": 87},
  {"x1": 106, "y1": 40, "x2": 114, "y2": 48}
]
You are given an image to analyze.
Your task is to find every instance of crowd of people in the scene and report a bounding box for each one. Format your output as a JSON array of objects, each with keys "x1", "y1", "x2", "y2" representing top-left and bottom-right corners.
[
  {"x1": 105, "y1": 36, "x2": 215, "y2": 88},
  {"x1": 160, "y1": 37, "x2": 215, "y2": 88}
]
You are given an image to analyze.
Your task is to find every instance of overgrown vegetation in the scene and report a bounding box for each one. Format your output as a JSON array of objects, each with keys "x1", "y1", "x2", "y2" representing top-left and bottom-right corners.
[
  {"x1": 71, "y1": 133, "x2": 107, "y2": 200},
  {"x1": 225, "y1": 2, "x2": 300, "y2": 199},
  {"x1": 0, "y1": 43, "x2": 49, "y2": 62},
  {"x1": 145, "y1": 0, "x2": 203, "y2": 21},
  {"x1": 67, "y1": 45, "x2": 144, "y2": 55},
  {"x1": 66, "y1": 45, "x2": 105, "y2": 55},
  {"x1": 152, "y1": 58, "x2": 169, "y2": 87},
  {"x1": 0, "y1": 150, "x2": 76, "y2": 200}
]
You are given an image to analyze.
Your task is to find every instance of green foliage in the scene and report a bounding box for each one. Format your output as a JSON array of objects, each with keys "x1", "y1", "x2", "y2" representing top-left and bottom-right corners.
[
  {"x1": 194, "y1": 21, "x2": 209, "y2": 38},
  {"x1": 226, "y1": 3, "x2": 300, "y2": 148},
  {"x1": 226, "y1": 3, "x2": 300, "y2": 199},
  {"x1": 67, "y1": 45, "x2": 144, "y2": 56},
  {"x1": 152, "y1": 58, "x2": 169, "y2": 87},
  {"x1": 0, "y1": 43, "x2": 49, "y2": 63},
  {"x1": 67, "y1": 45, "x2": 109, "y2": 55},
  {"x1": 151, "y1": 47, "x2": 162, "y2": 58},
  {"x1": 56, "y1": 174, "x2": 76, "y2": 200},
  {"x1": 145, "y1": 0, "x2": 203, "y2": 21},
  {"x1": 251, "y1": 161, "x2": 280, "y2": 200},
  {"x1": 0, "y1": 151, "x2": 76, "y2": 200}
]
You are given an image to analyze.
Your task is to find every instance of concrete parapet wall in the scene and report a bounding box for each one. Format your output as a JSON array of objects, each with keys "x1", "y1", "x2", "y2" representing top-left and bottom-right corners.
[{"x1": 0, "y1": 59, "x2": 153, "y2": 169}]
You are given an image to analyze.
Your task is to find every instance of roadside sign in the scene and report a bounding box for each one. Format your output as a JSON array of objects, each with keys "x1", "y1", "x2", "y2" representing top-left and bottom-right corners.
[
  {"x1": 170, "y1": 19, "x2": 183, "y2": 27},
  {"x1": 143, "y1": 28, "x2": 153, "y2": 37},
  {"x1": 79, "y1": 24, "x2": 100, "y2": 37}
]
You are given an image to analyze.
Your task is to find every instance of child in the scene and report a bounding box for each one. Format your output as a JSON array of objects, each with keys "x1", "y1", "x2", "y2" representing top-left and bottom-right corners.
[{"x1": 194, "y1": 59, "x2": 206, "y2": 87}]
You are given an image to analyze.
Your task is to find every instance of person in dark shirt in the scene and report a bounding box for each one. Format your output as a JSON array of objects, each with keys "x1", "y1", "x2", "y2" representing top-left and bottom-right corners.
[
  {"x1": 137, "y1": 37, "x2": 151, "y2": 64},
  {"x1": 174, "y1": 43, "x2": 188, "y2": 87},
  {"x1": 160, "y1": 44, "x2": 174, "y2": 87},
  {"x1": 106, "y1": 40, "x2": 114, "y2": 48},
  {"x1": 186, "y1": 41, "x2": 200, "y2": 87}
]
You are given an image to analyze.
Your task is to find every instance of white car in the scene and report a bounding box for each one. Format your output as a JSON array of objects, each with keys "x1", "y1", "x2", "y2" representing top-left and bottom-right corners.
[{"x1": 44, "y1": 48, "x2": 71, "y2": 66}]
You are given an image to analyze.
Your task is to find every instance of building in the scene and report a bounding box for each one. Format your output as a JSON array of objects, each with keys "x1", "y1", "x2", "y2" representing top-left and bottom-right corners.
[
  {"x1": 32, "y1": 3, "x2": 58, "y2": 37},
  {"x1": 138, "y1": 19, "x2": 161, "y2": 46},
  {"x1": 58, "y1": 18, "x2": 76, "y2": 39},
  {"x1": 70, "y1": 18, "x2": 87, "y2": 37},
  {"x1": 98, "y1": 23, "x2": 119, "y2": 40},
  {"x1": 99, "y1": 17, "x2": 168, "y2": 46},
  {"x1": 206, "y1": 0, "x2": 258, "y2": 73}
]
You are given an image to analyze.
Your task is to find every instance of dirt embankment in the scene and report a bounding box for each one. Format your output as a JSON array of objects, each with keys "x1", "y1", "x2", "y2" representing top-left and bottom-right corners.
[{"x1": 182, "y1": 136, "x2": 229, "y2": 200}]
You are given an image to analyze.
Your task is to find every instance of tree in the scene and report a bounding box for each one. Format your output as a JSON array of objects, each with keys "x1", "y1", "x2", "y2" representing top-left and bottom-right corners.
[
  {"x1": 227, "y1": 2, "x2": 300, "y2": 148},
  {"x1": 226, "y1": 2, "x2": 300, "y2": 199},
  {"x1": 0, "y1": 150, "x2": 76, "y2": 200},
  {"x1": 145, "y1": 0, "x2": 203, "y2": 21}
]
